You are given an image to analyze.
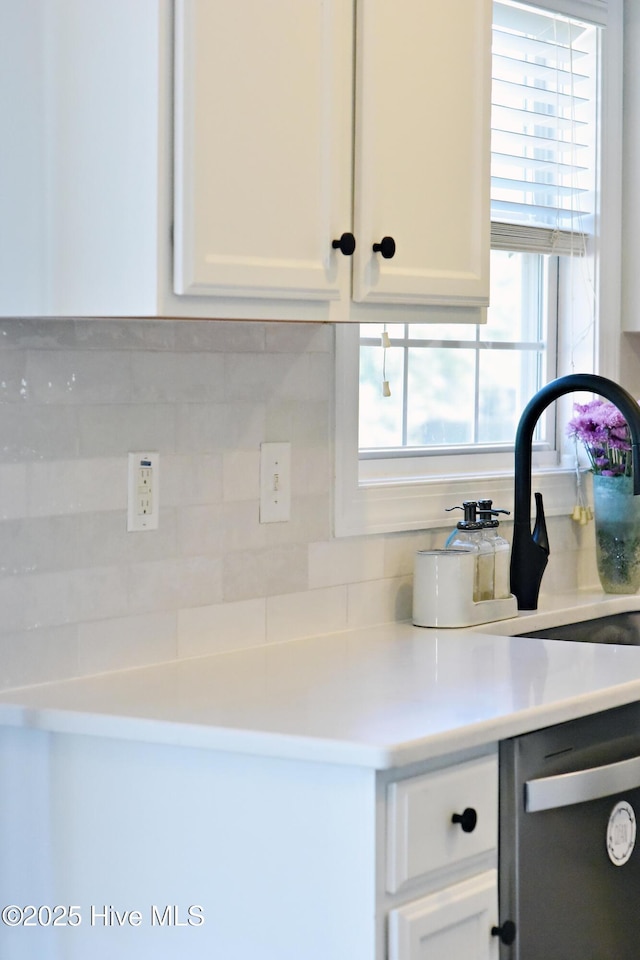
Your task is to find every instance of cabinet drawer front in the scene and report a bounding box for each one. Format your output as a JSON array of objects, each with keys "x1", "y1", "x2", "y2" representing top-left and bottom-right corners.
[
  {"x1": 388, "y1": 869, "x2": 498, "y2": 960},
  {"x1": 386, "y1": 756, "x2": 497, "y2": 893}
]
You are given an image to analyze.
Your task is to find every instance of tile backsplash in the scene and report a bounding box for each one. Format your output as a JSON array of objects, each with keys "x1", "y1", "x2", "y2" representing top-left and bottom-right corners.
[{"x1": 0, "y1": 318, "x2": 591, "y2": 690}]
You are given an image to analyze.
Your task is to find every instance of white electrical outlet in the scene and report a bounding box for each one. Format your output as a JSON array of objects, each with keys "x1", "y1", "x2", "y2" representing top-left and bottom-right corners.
[
  {"x1": 127, "y1": 452, "x2": 159, "y2": 531},
  {"x1": 260, "y1": 442, "x2": 291, "y2": 523}
]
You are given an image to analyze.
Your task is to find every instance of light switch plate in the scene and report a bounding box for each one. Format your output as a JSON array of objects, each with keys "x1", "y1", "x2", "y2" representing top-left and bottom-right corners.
[{"x1": 260, "y1": 442, "x2": 291, "y2": 523}]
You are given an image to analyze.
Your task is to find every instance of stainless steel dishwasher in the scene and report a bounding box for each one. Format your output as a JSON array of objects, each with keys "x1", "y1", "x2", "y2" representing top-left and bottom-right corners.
[{"x1": 499, "y1": 700, "x2": 640, "y2": 959}]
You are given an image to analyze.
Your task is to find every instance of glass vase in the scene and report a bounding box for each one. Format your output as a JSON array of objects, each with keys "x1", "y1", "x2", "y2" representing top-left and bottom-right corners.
[{"x1": 593, "y1": 474, "x2": 640, "y2": 594}]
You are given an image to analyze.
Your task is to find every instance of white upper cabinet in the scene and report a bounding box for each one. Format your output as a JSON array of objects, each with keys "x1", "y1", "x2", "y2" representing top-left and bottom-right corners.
[
  {"x1": 174, "y1": 0, "x2": 354, "y2": 305},
  {"x1": 352, "y1": 0, "x2": 491, "y2": 308},
  {"x1": 0, "y1": 0, "x2": 490, "y2": 320},
  {"x1": 176, "y1": 0, "x2": 491, "y2": 321}
]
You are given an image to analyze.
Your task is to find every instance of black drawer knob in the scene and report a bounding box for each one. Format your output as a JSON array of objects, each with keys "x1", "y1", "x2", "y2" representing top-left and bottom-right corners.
[
  {"x1": 332, "y1": 232, "x2": 356, "y2": 256},
  {"x1": 492, "y1": 921, "x2": 517, "y2": 946},
  {"x1": 372, "y1": 236, "x2": 396, "y2": 259},
  {"x1": 451, "y1": 807, "x2": 477, "y2": 833}
]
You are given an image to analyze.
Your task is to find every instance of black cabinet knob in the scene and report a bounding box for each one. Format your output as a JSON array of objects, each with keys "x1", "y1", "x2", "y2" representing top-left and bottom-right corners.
[
  {"x1": 451, "y1": 807, "x2": 477, "y2": 833},
  {"x1": 372, "y1": 236, "x2": 396, "y2": 259},
  {"x1": 332, "y1": 232, "x2": 356, "y2": 256},
  {"x1": 492, "y1": 921, "x2": 517, "y2": 946}
]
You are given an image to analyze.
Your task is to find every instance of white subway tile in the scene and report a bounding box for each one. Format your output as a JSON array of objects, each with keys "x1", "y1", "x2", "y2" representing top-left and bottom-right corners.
[
  {"x1": 26, "y1": 566, "x2": 131, "y2": 629},
  {"x1": 0, "y1": 626, "x2": 79, "y2": 691},
  {"x1": 78, "y1": 510, "x2": 178, "y2": 567},
  {"x1": 222, "y1": 549, "x2": 268, "y2": 602},
  {"x1": 222, "y1": 450, "x2": 260, "y2": 502},
  {"x1": 268, "y1": 354, "x2": 316, "y2": 400},
  {"x1": 264, "y1": 495, "x2": 331, "y2": 546},
  {"x1": 347, "y1": 577, "x2": 413, "y2": 629},
  {"x1": 174, "y1": 320, "x2": 266, "y2": 353},
  {"x1": 0, "y1": 317, "x2": 590, "y2": 694},
  {"x1": 0, "y1": 405, "x2": 80, "y2": 461},
  {"x1": 161, "y1": 454, "x2": 223, "y2": 507},
  {"x1": 131, "y1": 352, "x2": 225, "y2": 403},
  {"x1": 308, "y1": 537, "x2": 385, "y2": 589},
  {"x1": 266, "y1": 587, "x2": 348, "y2": 643},
  {"x1": 542, "y1": 550, "x2": 580, "y2": 595},
  {"x1": 265, "y1": 322, "x2": 332, "y2": 354},
  {"x1": 178, "y1": 598, "x2": 266, "y2": 658},
  {"x1": 0, "y1": 318, "x2": 76, "y2": 350},
  {"x1": 383, "y1": 532, "x2": 430, "y2": 578},
  {"x1": 1, "y1": 515, "x2": 80, "y2": 575},
  {"x1": 76, "y1": 403, "x2": 177, "y2": 457},
  {"x1": 291, "y1": 446, "x2": 331, "y2": 496},
  {"x1": 266, "y1": 400, "x2": 330, "y2": 446},
  {"x1": 74, "y1": 318, "x2": 176, "y2": 351},
  {"x1": 0, "y1": 349, "x2": 27, "y2": 401},
  {"x1": 175, "y1": 402, "x2": 236, "y2": 452},
  {"x1": 0, "y1": 464, "x2": 28, "y2": 518},
  {"x1": 223, "y1": 500, "x2": 266, "y2": 552},
  {"x1": 229, "y1": 402, "x2": 268, "y2": 448},
  {"x1": 176, "y1": 504, "x2": 225, "y2": 557},
  {"x1": 25, "y1": 350, "x2": 133, "y2": 404},
  {"x1": 127, "y1": 556, "x2": 223, "y2": 615},
  {"x1": 264, "y1": 544, "x2": 309, "y2": 595},
  {"x1": 306, "y1": 352, "x2": 333, "y2": 401},
  {"x1": 223, "y1": 544, "x2": 308, "y2": 602},
  {"x1": 0, "y1": 575, "x2": 31, "y2": 633},
  {"x1": 77, "y1": 612, "x2": 177, "y2": 676},
  {"x1": 224, "y1": 354, "x2": 275, "y2": 401},
  {"x1": 26, "y1": 458, "x2": 127, "y2": 516}
]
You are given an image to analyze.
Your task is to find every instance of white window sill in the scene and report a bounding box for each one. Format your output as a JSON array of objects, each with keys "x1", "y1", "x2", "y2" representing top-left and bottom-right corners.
[
  {"x1": 334, "y1": 325, "x2": 580, "y2": 536},
  {"x1": 334, "y1": 465, "x2": 578, "y2": 537}
]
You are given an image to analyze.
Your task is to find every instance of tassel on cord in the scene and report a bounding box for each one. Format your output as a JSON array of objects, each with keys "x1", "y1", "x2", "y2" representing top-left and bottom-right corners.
[
  {"x1": 572, "y1": 439, "x2": 593, "y2": 525},
  {"x1": 381, "y1": 326, "x2": 391, "y2": 397}
]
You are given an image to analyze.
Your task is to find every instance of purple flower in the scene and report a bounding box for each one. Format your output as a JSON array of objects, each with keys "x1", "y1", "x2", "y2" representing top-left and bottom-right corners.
[{"x1": 567, "y1": 398, "x2": 639, "y2": 476}]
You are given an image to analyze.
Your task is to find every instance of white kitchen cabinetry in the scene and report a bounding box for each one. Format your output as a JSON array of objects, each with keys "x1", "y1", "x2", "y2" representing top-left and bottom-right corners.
[
  {"x1": 388, "y1": 872, "x2": 498, "y2": 960},
  {"x1": 0, "y1": 0, "x2": 490, "y2": 321},
  {"x1": 385, "y1": 755, "x2": 499, "y2": 960},
  {"x1": 351, "y1": 1, "x2": 491, "y2": 312},
  {"x1": 0, "y1": 727, "x2": 500, "y2": 960},
  {"x1": 173, "y1": 0, "x2": 354, "y2": 306},
  {"x1": 175, "y1": 0, "x2": 491, "y2": 322}
]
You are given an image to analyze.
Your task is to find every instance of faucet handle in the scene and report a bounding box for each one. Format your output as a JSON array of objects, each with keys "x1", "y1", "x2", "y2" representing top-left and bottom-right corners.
[{"x1": 532, "y1": 491, "x2": 549, "y2": 554}]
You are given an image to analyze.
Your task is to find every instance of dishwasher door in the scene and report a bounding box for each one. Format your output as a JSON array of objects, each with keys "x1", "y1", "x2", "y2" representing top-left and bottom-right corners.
[{"x1": 499, "y1": 701, "x2": 640, "y2": 960}]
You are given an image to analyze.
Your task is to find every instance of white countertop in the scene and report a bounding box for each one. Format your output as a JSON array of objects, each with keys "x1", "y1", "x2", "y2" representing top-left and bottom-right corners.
[{"x1": 2, "y1": 591, "x2": 640, "y2": 770}]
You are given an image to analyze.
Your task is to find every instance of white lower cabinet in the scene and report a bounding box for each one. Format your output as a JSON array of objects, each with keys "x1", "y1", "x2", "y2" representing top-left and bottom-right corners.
[
  {"x1": 386, "y1": 756, "x2": 498, "y2": 893},
  {"x1": 388, "y1": 871, "x2": 499, "y2": 960},
  {"x1": 0, "y1": 727, "x2": 500, "y2": 960},
  {"x1": 384, "y1": 755, "x2": 500, "y2": 960}
]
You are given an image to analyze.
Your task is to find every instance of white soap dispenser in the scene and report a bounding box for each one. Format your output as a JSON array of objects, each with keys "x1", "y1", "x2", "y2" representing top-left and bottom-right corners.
[
  {"x1": 445, "y1": 501, "x2": 493, "y2": 602},
  {"x1": 477, "y1": 499, "x2": 512, "y2": 600}
]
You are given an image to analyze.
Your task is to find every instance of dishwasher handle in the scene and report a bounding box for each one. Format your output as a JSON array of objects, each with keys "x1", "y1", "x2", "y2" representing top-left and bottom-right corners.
[{"x1": 526, "y1": 754, "x2": 640, "y2": 813}]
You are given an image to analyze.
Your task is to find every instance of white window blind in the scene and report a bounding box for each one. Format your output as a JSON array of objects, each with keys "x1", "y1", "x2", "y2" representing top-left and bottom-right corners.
[{"x1": 491, "y1": 0, "x2": 597, "y2": 255}]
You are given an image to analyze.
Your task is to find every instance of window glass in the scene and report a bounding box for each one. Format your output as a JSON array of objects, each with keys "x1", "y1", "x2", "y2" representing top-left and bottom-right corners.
[
  {"x1": 359, "y1": 250, "x2": 550, "y2": 453},
  {"x1": 406, "y1": 347, "x2": 476, "y2": 447}
]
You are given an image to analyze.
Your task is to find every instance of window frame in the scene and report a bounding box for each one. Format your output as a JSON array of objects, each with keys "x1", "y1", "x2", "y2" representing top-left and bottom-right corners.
[
  {"x1": 334, "y1": 0, "x2": 623, "y2": 538},
  {"x1": 358, "y1": 251, "x2": 559, "y2": 458}
]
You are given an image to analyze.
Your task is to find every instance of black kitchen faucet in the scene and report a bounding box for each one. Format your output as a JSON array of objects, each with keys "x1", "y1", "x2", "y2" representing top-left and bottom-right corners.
[{"x1": 510, "y1": 374, "x2": 640, "y2": 610}]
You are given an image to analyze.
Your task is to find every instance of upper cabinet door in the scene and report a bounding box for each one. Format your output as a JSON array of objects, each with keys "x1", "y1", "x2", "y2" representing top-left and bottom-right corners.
[
  {"x1": 174, "y1": 0, "x2": 353, "y2": 302},
  {"x1": 352, "y1": 0, "x2": 491, "y2": 307}
]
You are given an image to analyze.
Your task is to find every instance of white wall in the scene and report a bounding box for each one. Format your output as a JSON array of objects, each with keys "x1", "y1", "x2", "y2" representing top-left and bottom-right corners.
[{"x1": 0, "y1": 318, "x2": 601, "y2": 691}]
